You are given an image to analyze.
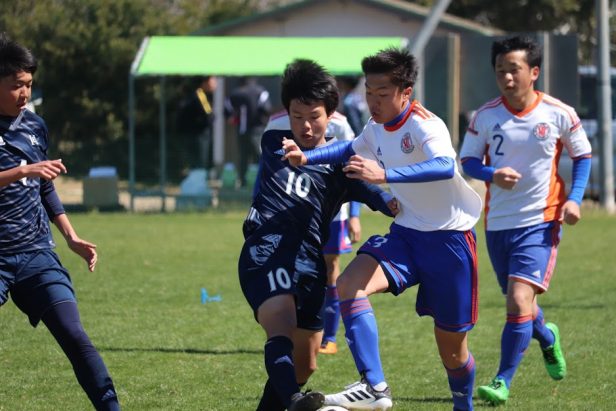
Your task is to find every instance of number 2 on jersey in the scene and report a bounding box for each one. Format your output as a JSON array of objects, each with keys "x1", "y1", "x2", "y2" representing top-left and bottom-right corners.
[{"x1": 492, "y1": 134, "x2": 504, "y2": 156}]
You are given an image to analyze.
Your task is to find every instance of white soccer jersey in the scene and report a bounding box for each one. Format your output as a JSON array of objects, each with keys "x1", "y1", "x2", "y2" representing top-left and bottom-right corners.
[
  {"x1": 353, "y1": 101, "x2": 482, "y2": 231},
  {"x1": 265, "y1": 110, "x2": 356, "y2": 221},
  {"x1": 460, "y1": 92, "x2": 592, "y2": 231}
]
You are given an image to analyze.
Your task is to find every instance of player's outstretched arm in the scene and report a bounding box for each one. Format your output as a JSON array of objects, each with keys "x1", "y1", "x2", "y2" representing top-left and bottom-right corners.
[
  {"x1": 0, "y1": 159, "x2": 66, "y2": 188},
  {"x1": 52, "y1": 213, "x2": 98, "y2": 272},
  {"x1": 281, "y1": 137, "x2": 307, "y2": 166},
  {"x1": 343, "y1": 155, "x2": 386, "y2": 184}
]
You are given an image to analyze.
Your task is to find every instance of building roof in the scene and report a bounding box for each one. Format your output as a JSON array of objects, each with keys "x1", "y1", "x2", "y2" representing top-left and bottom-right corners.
[{"x1": 195, "y1": 0, "x2": 503, "y2": 37}]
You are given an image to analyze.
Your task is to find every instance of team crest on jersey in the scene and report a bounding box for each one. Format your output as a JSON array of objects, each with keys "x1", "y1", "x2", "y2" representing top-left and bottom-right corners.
[
  {"x1": 533, "y1": 123, "x2": 550, "y2": 140},
  {"x1": 400, "y1": 132, "x2": 414, "y2": 153}
]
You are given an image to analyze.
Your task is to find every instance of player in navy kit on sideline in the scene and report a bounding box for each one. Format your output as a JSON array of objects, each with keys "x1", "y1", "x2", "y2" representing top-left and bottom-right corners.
[
  {"x1": 283, "y1": 48, "x2": 483, "y2": 411},
  {"x1": 238, "y1": 59, "x2": 397, "y2": 411},
  {"x1": 0, "y1": 34, "x2": 120, "y2": 410}
]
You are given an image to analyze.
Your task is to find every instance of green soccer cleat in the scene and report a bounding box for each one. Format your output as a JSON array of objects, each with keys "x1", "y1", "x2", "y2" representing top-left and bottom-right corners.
[
  {"x1": 542, "y1": 322, "x2": 567, "y2": 380},
  {"x1": 477, "y1": 377, "x2": 509, "y2": 405}
]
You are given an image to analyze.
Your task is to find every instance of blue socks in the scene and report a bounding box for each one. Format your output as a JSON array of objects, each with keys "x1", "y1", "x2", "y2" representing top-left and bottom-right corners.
[
  {"x1": 497, "y1": 314, "x2": 533, "y2": 388},
  {"x1": 341, "y1": 297, "x2": 385, "y2": 386},
  {"x1": 263, "y1": 335, "x2": 298, "y2": 408},
  {"x1": 41, "y1": 302, "x2": 120, "y2": 411},
  {"x1": 532, "y1": 306, "x2": 555, "y2": 348},
  {"x1": 444, "y1": 353, "x2": 475, "y2": 411},
  {"x1": 322, "y1": 285, "x2": 340, "y2": 344}
]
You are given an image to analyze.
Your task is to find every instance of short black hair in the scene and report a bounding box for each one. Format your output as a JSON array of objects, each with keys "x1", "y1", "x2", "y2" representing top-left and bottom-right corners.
[
  {"x1": 491, "y1": 36, "x2": 542, "y2": 69},
  {"x1": 361, "y1": 47, "x2": 418, "y2": 89},
  {"x1": 0, "y1": 33, "x2": 37, "y2": 78},
  {"x1": 281, "y1": 59, "x2": 339, "y2": 115}
]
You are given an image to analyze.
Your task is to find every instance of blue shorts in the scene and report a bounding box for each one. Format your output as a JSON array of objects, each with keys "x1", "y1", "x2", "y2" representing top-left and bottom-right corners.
[
  {"x1": 486, "y1": 221, "x2": 561, "y2": 294},
  {"x1": 322, "y1": 219, "x2": 353, "y2": 255},
  {"x1": 238, "y1": 226, "x2": 326, "y2": 331},
  {"x1": 358, "y1": 223, "x2": 478, "y2": 332},
  {"x1": 0, "y1": 249, "x2": 75, "y2": 327}
]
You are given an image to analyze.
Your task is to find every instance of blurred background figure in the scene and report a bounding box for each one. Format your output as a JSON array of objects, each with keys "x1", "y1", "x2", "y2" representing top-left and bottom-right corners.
[
  {"x1": 336, "y1": 75, "x2": 368, "y2": 135},
  {"x1": 176, "y1": 76, "x2": 217, "y2": 174},
  {"x1": 228, "y1": 77, "x2": 272, "y2": 188}
]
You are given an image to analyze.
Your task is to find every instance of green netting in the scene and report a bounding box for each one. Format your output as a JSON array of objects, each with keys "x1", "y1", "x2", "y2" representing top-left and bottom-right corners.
[{"x1": 135, "y1": 36, "x2": 408, "y2": 76}]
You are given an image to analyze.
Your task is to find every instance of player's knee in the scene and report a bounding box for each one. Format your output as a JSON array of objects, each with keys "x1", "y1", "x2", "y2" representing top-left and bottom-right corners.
[{"x1": 507, "y1": 290, "x2": 534, "y2": 313}]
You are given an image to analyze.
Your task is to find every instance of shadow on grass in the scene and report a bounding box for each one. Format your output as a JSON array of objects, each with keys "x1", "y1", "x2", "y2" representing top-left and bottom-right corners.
[{"x1": 99, "y1": 346, "x2": 261, "y2": 355}]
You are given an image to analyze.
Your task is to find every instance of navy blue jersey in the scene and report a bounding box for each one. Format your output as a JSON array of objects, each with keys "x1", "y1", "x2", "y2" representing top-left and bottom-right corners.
[
  {"x1": 243, "y1": 129, "x2": 393, "y2": 248},
  {"x1": 0, "y1": 110, "x2": 62, "y2": 254}
]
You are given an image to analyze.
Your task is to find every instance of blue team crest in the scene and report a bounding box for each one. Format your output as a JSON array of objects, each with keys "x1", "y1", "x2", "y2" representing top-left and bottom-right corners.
[
  {"x1": 400, "y1": 132, "x2": 414, "y2": 153},
  {"x1": 533, "y1": 123, "x2": 550, "y2": 140}
]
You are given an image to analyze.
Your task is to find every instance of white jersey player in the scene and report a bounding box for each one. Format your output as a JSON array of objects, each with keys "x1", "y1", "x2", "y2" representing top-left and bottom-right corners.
[
  {"x1": 460, "y1": 36, "x2": 591, "y2": 407},
  {"x1": 282, "y1": 47, "x2": 482, "y2": 411}
]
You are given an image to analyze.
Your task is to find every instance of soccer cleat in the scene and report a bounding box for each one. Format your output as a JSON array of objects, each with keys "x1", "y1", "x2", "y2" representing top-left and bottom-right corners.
[
  {"x1": 477, "y1": 377, "x2": 509, "y2": 405},
  {"x1": 324, "y1": 379, "x2": 393, "y2": 410},
  {"x1": 319, "y1": 341, "x2": 338, "y2": 355},
  {"x1": 288, "y1": 390, "x2": 325, "y2": 411},
  {"x1": 542, "y1": 322, "x2": 567, "y2": 380}
]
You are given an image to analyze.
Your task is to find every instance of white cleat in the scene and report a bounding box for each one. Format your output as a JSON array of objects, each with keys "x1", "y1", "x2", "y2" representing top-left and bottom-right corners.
[{"x1": 324, "y1": 379, "x2": 393, "y2": 410}]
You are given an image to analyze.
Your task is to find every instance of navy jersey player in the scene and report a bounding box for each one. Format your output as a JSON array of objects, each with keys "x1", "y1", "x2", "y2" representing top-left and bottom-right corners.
[
  {"x1": 0, "y1": 34, "x2": 120, "y2": 410},
  {"x1": 238, "y1": 59, "x2": 397, "y2": 411},
  {"x1": 283, "y1": 48, "x2": 482, "y2": 411}
]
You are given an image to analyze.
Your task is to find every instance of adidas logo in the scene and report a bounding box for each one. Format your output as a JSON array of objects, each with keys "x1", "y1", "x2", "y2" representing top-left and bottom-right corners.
[
  {"x1": 377, "y1": 147, "x2": 382, "y2": 156},
  {"x1": 493, "y1": 123, "x2": 501, "y2": 131},
  {"x1": 274, "y1": 355, "x2": 294, "y2": 366}
]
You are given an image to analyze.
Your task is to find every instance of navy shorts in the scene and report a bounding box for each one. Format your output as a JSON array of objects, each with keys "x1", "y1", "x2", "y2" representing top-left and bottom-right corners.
[
  {"x1": 238, "y1": 227, "x2": 326, "y2": 331},
  {"x1": 0, "y1": 249, "x2": 75, "y2": 327},
  {"x1": 486, "y1": 221, "x2": 561, "y2": 294},
  {"x1": 322, "y1": 219, "x2": 353, "y2": 255},
  {"x1": 358, "y1": 223, "x2": 478, "y2": 332}
]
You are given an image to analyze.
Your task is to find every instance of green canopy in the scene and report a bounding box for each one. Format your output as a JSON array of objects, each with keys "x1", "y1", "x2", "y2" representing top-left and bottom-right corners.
[
  {"x1": 129, "y1": 35, "x2": 410, "y2": 211},
  {"x1": 133, "y1": 36, "x2": 408, "y2": 76}
]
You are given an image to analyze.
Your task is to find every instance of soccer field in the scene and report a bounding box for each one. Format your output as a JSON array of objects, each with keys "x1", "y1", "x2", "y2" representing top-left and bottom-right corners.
[{"x1": 0, "y1": 208, "x2": 614, "y2": 410}]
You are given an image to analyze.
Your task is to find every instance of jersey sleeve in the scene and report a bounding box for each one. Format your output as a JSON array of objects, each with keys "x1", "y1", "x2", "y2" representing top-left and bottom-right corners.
[
  {"x1": 559, "y1": 107, "x2": 592, "y2": 159},
  {"x1": 414, "y1": 116, "x2": 457, "y2": 160},
  {"x1": 459, "y1": 111, "x2": 488, "y2": 160},
  {"x1": 351, "y1": 122, "x2": 378, "y2": 161},
  {"x1": 328, "y1": 114, "x2": 356, "y2": 142}
]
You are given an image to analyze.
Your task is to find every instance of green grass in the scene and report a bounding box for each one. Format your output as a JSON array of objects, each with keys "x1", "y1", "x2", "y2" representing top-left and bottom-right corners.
[{"x1": 0, "y1": 208, "x2": 615, "y2": 410}]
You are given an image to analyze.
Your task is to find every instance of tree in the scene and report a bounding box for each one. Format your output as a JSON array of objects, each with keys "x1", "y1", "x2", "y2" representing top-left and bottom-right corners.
[{"x1": 0, "y1": 0, "x2": 284, "y2": 180}]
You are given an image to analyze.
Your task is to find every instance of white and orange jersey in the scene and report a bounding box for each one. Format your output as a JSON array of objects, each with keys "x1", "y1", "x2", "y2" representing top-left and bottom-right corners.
[
  {"x1": 353, "y1": 100, "x2": 482, "y2": 232},
  {"x1": 265, "y1": 110, "x2": 356, "y2": 221},
  {"x1": 460, "y1": 92, "x2": 592, "y2": 231}
]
